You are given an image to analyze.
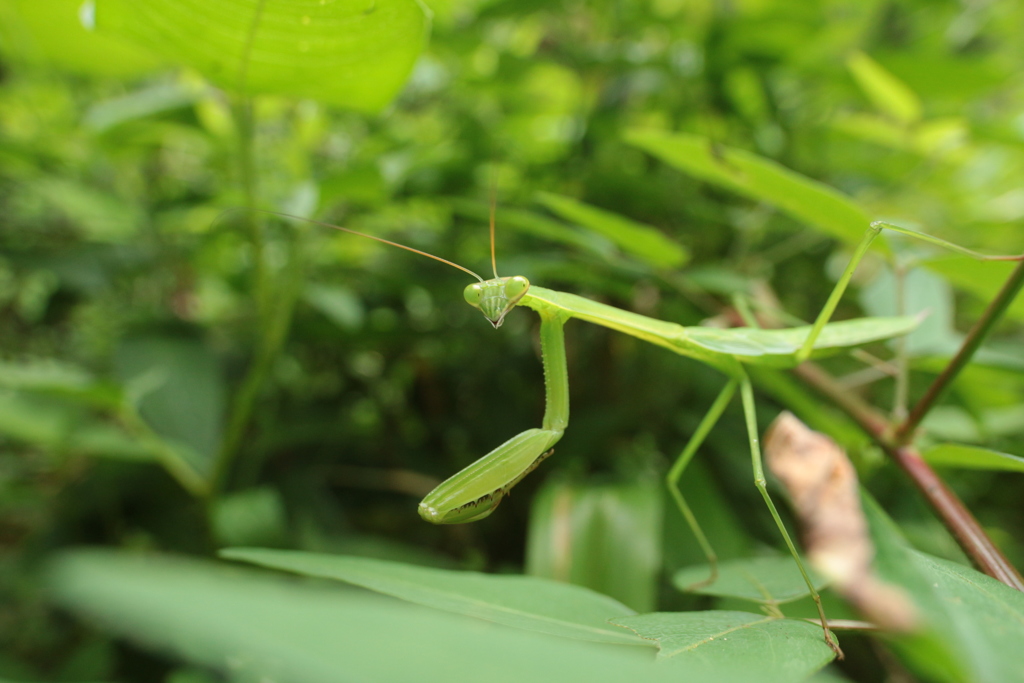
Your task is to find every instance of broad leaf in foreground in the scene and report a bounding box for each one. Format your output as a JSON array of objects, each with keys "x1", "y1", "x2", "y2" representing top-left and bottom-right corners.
[
  {"x1": 674, "y1": 556, "x2": 828, "y2": 605},
  {"x1": 611, "y1": 611, "x2": 834, "y2": 676},
  {"x1": 221, "y1": 548, "x2": 644, "y2": 645},
  {"x1": 50, "y1": 550, "x2": 820, "y2": 683},
  {"x1": 865, "y1": 494, "x2": 1024, "y2": 683}
]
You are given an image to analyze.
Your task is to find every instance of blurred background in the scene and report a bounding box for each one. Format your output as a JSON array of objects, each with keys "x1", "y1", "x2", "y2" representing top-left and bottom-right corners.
[{"x1": 1, "y1": 0, "x2": 1023, "y2": 680}]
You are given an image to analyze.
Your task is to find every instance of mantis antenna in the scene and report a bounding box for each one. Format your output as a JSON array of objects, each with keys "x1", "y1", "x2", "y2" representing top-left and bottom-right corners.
[
  {"x1": 489, "y1": 181, "x2": 500, "y2": 279},
  {"x1": 220, "y1": 208, "x2": 485, "y2": 282}
]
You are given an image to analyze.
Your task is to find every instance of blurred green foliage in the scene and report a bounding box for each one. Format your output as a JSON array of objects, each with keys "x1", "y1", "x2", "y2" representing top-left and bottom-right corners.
[{"x1": 1, "y1": 0, "x2": 1024, "y2": 681}]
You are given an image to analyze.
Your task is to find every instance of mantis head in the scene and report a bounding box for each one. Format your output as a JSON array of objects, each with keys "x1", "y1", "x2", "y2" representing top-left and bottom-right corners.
[{"x1": 464, "y1": 276, "x2": 530, "y2": 328}]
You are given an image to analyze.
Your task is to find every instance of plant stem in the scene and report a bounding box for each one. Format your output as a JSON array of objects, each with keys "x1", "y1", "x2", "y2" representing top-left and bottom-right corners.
[
  {"x1": 895, "y1": 258, "x2": 1024, "y2": 443},
  {"x1": 208, "y1": 96, "x2": 293, "y2": 498},
  {"x1": 793, "y1": 362, "x2": 1024, "y2": 591}
]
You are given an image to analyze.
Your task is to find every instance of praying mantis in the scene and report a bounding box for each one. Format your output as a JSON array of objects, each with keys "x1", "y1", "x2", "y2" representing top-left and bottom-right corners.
[{"x1": 268, "y1": 206, "x2": 1016, "y2": 658}]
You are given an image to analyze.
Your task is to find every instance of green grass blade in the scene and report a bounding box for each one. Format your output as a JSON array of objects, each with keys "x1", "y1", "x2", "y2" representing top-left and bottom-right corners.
[
  {"x1": 625, "y1": 129, "x2": 874, "y2": 246},
  {"x1": 922, "y1": 444, "x2": 1024, "y2": 473},
  {"x1": 536, "y1": 192, "x2": 689, "y2": 269}
]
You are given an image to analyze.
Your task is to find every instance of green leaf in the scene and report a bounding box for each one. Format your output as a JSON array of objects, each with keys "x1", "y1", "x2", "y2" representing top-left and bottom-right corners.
[
  {"x1": 863, "y1": 493, "x2": 1024, "y2": 683},
  {"x1": 625, "y1": 129, "x2": 874, "y2": 246},
  {"x1": 0, "y1": 359, "x2": 93, "y2": 390},
  {"x1": 525, "y1": 474, "x2": 663, "y2": 612},
  {"x1": 49, "y1": 550, "x2": 844, "y2": 683},
  {"x1": 0, "y1": 391, "x2": 150, "y2": 461},
  {"x1": 611, "y1": 611, "x2": 834, "y2": 675},
  {"x1": 304, "y1": 283, "x2": 365, "y2": 331},
  {"x1": 922, "y1": 444, "x2": 1024, "y2": 473},
  {"x1": 213, "y1": 488, "x2": 288, "y2": 548},
  {"x1": 452, "y1": 199, "x2": 619, "y2": 261},
  {"x1": 114, "y1": 336, "x2": 225, "y2": 478},
  {"x1": 0, "y1": 0, "x2": 164, "y2": 77},
  {"x1": 220, "y1": 548, "x2": 645, "y2": 645},
  {"x1": 535, "y1": 192, "x2": 689, "y2": 269},
  {"x1": 673, "y1": 557, "x2": 828, "y2": 605},
  {"x1": 922, "y1": 256, "x2": 1024, "y2": 323},
  {"x1": 93, "y1": 0, "x2": 428, "y2": 111},
  {"x1": 847, "y1": 51, "x2": 922, "y2": 125}
]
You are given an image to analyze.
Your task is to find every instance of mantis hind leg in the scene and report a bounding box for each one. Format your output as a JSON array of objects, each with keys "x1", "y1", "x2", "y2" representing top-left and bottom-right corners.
[
  {"x1": 739, "y1": 371, "x2": 844, "y2": 660},
  {"x1": 667, "y1": 378, "x2": 738, "y2": 588}
]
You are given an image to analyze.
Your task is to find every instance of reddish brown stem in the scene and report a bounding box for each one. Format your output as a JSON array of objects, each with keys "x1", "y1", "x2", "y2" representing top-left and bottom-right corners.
[
  {"x1": 793, "y1": 363, "x2": 1024, "y2": 592},
  {"x1": 896, "y1": 258, "x2": 1024, "y2": 443}
]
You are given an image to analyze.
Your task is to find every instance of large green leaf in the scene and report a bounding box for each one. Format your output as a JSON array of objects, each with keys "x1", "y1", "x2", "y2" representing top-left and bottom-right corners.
[
  {"x1": 611, "y1": 611, "x2": 834, "y2": 675},
  {"x1": 535, "y1": 192, "x2": 689, "y2": 269},
  {"x1": 93, "y1": 0, "x2": 429, "y2": 110},
  {"x1": 673, "y1": 557, "x2": 828, "y2": 605},
  {"x1": 49, "y1": 550, "x2": 816, "y2": 683},
  {"x1": 525, "y1": 474, "x2": 663, "y2": 613},
  {"x1": 922, "y1": 443, "x2": 1024, "y2": 473},
  {"x1": 625, "y1": 130, "x2": 873, "y2": 246},
  {"x1": 0, "y1": 0, "x2": 163, "y2": 77},
  {"x1": 864, "y1": 494, "x2": 1024, "y2": 683},
  {"x1": 221, "y1": 548, "x2": 645, "y2": 645}
]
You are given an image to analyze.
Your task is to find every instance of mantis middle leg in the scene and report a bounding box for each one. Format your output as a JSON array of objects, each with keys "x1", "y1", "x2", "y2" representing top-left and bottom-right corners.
[{"x1": 666, "y1": 378, "x2": 738, "y2": 587}]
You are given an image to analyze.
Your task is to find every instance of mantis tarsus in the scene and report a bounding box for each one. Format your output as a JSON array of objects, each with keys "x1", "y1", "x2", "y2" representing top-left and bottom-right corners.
[{"x1": 264, "y1": 207, "x2": 1020, "y2": 659}]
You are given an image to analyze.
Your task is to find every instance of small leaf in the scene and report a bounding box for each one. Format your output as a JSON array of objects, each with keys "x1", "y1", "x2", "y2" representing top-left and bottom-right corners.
[
  {"x1": 221, "y1": 548, "x2": 645, "y2": 645},
  {"x1": 114, "y1": 336, "x2": 225, "y2": 478},
  {"x1": 536, "y1": 192, "x2": 689, "y2": 269},
  {"x1": 673, "y1": 556, "x2": 828, "y2": 605},
  {"x1": 611, "y1": 611, "x2": 834, "y2": 675},
  {"x1": 922, "y1": 444, "x2": 1024, "y2": 473},
  {"x1": 93, "y1": 0, "x2": 429, "y2": 111},
  {"x1": 625, "y1": 129, "x2": 873, "y2": 247},
  {"x1": 304, "y1": 284, "x2": 365, "y2": 331},
  {"x1": 846, "y1": 52, "x2": 922, "y2": 125}
]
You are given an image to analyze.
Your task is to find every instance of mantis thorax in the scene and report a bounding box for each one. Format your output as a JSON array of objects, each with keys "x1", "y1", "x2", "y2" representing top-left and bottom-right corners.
[{"x1": 464, "y1": 276, "x2": 530, "y2": 328}]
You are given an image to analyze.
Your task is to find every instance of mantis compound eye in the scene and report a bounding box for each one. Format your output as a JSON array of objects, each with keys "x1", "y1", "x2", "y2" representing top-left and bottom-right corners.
[
  {"x1": 464, "y1": 282, "x2": 484, "y2": 307},
  {"x1": 504, "y1": 276, "x2": 530, "y2": 300}
]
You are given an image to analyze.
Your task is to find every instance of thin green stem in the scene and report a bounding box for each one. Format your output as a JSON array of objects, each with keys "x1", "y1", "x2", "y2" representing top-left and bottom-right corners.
[
  {"x1": 212, "y1": 225, "x2": 304, "y2": 496},
  {"x1": 895, "y1": 257, "x2": 1024, "y2": 443}
]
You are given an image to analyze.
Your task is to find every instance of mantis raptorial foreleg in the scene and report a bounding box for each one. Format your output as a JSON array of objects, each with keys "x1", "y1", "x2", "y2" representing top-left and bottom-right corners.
[{"x1": 418, "y1": 310, "x2": 569, "y2": 524}]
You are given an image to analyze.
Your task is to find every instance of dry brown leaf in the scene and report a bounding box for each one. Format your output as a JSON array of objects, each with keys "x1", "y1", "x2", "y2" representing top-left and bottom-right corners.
[{"x1": 765, "y1": 411, "x2": 918, "y2": 631}]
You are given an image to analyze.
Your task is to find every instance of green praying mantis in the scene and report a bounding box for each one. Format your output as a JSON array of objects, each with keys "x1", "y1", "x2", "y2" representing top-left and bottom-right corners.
[{"x1": 266, "y1": 205, "x2": 1020, "y2": 658}]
